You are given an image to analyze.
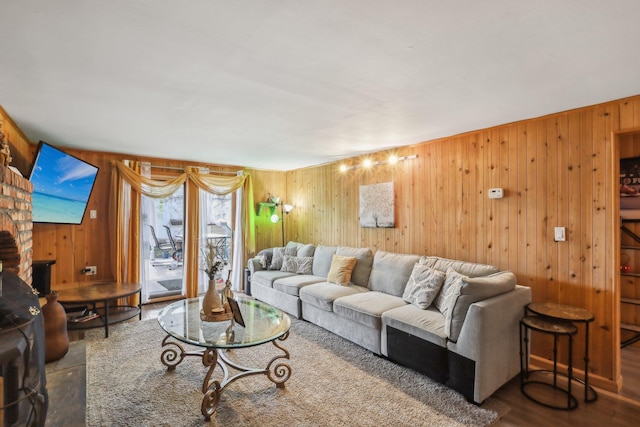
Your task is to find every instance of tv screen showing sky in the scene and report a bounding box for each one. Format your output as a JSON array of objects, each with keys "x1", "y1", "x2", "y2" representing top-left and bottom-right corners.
[{"x1": 29, "y1": 142, "x2": 99, "y2": 224}]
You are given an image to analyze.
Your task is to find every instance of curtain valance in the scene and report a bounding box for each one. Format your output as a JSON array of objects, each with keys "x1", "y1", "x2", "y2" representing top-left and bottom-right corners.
[{"x1": 113, "y1": 161, "x2": 248, "y2": 198}]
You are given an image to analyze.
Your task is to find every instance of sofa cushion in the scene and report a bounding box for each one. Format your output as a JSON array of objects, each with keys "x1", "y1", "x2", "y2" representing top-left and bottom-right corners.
[
  {"x1": 298, "y1": 243, "x2": 316, "y2": 257},
  {"x1": 446, "y1": 270, "x2": 517, "y2": 342},
  {"x1": 368, "y1": 251, "x2": 421, "y2": 297},
  {"x1": 419, "y1": 256, "x2": 499, "y2": 278},
  {"x1": 334, "y1": 292, "x2": 406, "y2": 329},
  {"x1": 251, "y1": 270, "x2": 298, "y2": 288},
  {"x1": 312, "y1": 245, "x2": 338, "y2": 277},
  {"x1": 273, "y1": 274, "x2": 326, "y2": 297},
  {"x1": 299, "y1": 282, "x2": 369, "y2": 311},
  {"x1": 286, "y1": 241, "x2": 304, "y2": 250},
  {"x1": 327, "y1": 255, "x2": 357, "y2": 286},
  {"x1": 382, "y1": 305, "x2": 447, "y2": 347},
  {"x1": 402, "y1": 264, "x2": 446, "y2": 309},
  {"x1": 336, "y1": 247, "x2": 373, "y2": 287}
]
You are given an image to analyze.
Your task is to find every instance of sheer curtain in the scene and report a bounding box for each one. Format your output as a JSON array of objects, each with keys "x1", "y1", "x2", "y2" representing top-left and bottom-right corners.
[
  {"x1": 139, "y1": 162, "x2": 152, "y2": 303},
  {"x1": 231, "y1": 172, "x2": 244, "y2": 291},
  {"x1": 110, "y1": 161, "x2": 255, "y2": 298},
  {"x1": 108, "y1": 160, "x2": 139, "y2": 307},
  {"x1": 198, "y1": 186, "x2": 209, "y2": 294}
]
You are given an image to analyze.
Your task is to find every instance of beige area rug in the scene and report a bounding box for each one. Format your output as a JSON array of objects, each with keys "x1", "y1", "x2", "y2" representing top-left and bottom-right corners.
[{"x1": 86, "y1": 318, "x2": 507, "y2": 426}]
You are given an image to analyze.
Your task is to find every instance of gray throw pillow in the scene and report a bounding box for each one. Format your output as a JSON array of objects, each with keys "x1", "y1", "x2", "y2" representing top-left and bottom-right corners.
[
  {"x1": 269, "y1": 247, "x2": 286, "y2": 270},
  {"x1": 256, "y1": 248, "x2": 273, "y2": 269},
  {"x1": 402, "y1": 264, "x2": 446, "y2": 309}
]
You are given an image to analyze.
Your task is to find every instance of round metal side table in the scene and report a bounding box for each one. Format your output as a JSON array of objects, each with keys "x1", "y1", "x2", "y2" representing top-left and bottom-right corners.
[
  {"x1": 526, "y1": 302, "x2": 598, "y2": 403},
  {"x1": 520, "y1": 315, "x2": 578, "y2": 410}
]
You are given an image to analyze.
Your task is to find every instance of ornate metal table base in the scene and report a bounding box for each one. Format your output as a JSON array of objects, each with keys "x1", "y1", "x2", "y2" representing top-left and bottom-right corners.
[{"x1": 160, "y1": 332, "x2": 291, "y2": 420}]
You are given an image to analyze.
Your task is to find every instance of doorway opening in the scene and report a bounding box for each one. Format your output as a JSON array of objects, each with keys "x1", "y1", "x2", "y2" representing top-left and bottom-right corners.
[
  {"x1": 616, "y1": 128, "x2": 640, "y2": 402},
  {"x1": 196, "y1": 190, "x2": 233, "y2": 294},
  {"x1": 141, "y1": 185, "x2": 185, "y2": 303}
]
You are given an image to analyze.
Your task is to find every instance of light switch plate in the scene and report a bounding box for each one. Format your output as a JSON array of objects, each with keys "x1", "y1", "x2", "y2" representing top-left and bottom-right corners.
[
  {"x1": 90, "y1": 209, "x2": 97, "y2": 219},
  {"x1": 554, "y1": 227, "x2": 566, "y2": 242}
]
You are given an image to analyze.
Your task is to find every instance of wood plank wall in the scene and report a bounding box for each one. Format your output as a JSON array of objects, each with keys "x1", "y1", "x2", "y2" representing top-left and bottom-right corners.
[
  {"x1": 249, "y1": 168, "x2": 287, "y2": 251},
  {"x1": 283, "y1": 95, "x2": 640, "y2": 391}
]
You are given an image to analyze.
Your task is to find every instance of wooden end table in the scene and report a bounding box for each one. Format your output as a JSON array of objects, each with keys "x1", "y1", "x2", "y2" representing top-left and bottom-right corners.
[{"x1": 56, "y1": 281, "x2": 141, "y2": 338}]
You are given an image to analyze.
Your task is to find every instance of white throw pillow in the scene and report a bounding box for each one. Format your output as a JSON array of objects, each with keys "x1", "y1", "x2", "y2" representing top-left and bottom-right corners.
[
  {"x1": 295, "y1": 256, "x2": 314, "y2": 274},
  {"x1": 280, "y1": 255, "x2": 298, "y2": 272},
  {"x1": 280, "y1": 255, "x2": 314, "y2": 274},
  {"x1": 435, "y1": 268, "x2": 467, "y2": 318},
  {"x1": 402, "y1": 264, "x2": 446, "y2": 309}
]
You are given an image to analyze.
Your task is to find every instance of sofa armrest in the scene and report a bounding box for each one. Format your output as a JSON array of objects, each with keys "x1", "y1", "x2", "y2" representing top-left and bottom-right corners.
[
  {"x1": 247, "y1": 257, "x2": 265, "y2": 274},
  {"x1": 447, "y1": 285, "x2": 531, "y2": 403}
]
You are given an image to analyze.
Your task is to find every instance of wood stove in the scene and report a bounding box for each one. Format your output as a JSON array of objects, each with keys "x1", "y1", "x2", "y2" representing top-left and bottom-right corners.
[{"x1": 1, "y1": 271, "x2": 48, "y2": 427}]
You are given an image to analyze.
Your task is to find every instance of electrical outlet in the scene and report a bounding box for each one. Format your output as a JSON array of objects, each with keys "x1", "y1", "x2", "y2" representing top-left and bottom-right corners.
[{"x1": 85, "y1": 266, "x2": 97, "y2": 275}]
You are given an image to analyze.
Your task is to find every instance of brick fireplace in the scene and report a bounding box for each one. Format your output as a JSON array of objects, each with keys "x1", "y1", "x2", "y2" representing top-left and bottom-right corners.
[{"x1": 0, "y1": 163, "x2": 33, "y2": 284}]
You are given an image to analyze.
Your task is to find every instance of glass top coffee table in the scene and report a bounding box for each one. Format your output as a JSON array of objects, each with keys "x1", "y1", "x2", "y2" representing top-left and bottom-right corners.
[{"x1": 157, "y1": 296, "x2": 292, "y2": 420}]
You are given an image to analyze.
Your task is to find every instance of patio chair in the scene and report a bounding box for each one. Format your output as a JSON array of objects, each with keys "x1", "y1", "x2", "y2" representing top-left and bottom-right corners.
[
  {"x1": 149, "y1": 225, "x2": 173, "y2": 256},
  {"x1": 164, "y1": 225, "x2": 183, "y2": 262}
]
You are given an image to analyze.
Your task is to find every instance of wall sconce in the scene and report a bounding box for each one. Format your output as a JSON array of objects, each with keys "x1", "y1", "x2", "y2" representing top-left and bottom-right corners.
[{"x1": 339, "y1": 154, "x2": 418, "y2": 172}]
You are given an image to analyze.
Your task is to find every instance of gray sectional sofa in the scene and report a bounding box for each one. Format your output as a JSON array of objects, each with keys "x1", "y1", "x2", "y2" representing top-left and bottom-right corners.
[{"x1": 247, "y1": 241, "x2": 531, "y2": 404}]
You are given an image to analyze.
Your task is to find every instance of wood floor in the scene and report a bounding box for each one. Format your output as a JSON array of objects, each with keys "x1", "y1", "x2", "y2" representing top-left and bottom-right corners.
[
  {"x1": 48, "y1": 300, "x2": 640, "y2": 426},
  {"x1": 492, "y1": 344, "x2": 640, "y2": 426}
]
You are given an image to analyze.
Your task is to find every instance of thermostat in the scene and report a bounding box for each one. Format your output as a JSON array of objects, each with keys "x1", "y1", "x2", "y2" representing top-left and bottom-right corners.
[{"x1": 488, "y1": 188, "x2": 504, "y2": 199}]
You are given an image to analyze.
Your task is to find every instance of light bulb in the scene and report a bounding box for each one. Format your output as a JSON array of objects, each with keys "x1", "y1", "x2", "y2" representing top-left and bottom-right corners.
[{"x1": 270, "y1": 214, "x2": 280, "y2": 223}]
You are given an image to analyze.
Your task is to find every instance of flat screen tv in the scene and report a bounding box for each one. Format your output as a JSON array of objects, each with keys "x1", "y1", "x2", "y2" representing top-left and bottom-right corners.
[{"x1": 28, "y1": 141, "x2": 99, "y2": 224}]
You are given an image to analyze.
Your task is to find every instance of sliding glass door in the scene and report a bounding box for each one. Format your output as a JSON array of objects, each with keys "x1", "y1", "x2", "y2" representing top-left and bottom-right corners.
[
  {"x1": 197, "y1": 190, "x2": 233, "y2": 294},
  {"x1": 140, "y1": 185, "x2": 185, "y2": 303}
]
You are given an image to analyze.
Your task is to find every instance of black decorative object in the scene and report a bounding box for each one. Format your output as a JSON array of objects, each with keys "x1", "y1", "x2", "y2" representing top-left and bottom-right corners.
[
  {"x1": 0, "y1": 271, "x2": 49, "y2": 426},
  {"x1": 228, "y1": 298, "x2": 245, "y2": 327}
]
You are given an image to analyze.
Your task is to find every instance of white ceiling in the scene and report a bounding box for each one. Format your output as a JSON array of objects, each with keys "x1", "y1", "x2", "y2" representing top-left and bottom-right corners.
[{"x1": 1, "y1": 1, "x2": 640, "y2": 171}]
